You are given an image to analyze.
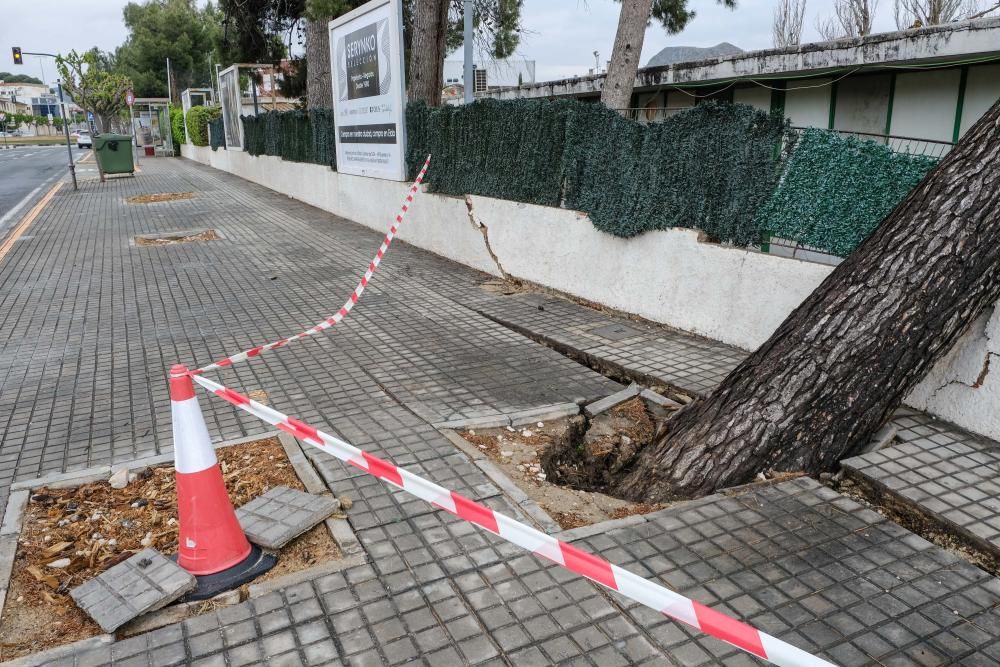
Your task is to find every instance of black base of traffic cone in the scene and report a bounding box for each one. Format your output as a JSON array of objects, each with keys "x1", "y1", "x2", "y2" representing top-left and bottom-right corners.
[{"x1": 177, "y1": 545, "x2": 277, "y2": 601}]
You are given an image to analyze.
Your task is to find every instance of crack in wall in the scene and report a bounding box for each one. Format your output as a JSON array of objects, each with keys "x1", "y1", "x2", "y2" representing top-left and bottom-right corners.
[{"x1": 464, "y1": 195, "x2": 511, "y2": 280}]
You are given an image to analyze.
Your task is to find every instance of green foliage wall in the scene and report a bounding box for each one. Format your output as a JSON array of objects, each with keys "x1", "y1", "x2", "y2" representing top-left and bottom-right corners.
[
  {"x1": 236, "y1": 101, "x2": 936, "y2": 257},
  {"x1": 209, "y1": 117, "x2": 225, "y2": 151},
  {"x1": 185, "y1": 106, "x2": 220, "y2": 147},
  {"x1": 408, "y1": 99, "x2": 790, "y2": 245},
  {"x1": 170, "y1": 106, "x2": 185, "y2": 152},
  {"x1": 242, "y1": 110, "x2": 337, "y2": 168},
  {"x1": 755, "y1": 129, "x2": 938, "y2": 257}
]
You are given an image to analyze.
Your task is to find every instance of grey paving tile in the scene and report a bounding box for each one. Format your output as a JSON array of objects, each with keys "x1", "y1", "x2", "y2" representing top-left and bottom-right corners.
[{"x1": 236, "y1": 485, "x2": 339, "y2": 549}]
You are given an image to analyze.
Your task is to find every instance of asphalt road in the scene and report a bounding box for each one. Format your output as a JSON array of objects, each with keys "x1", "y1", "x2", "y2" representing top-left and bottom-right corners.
[{"x1": 0, "y1": 144, "x2": 88, "y2": 234}]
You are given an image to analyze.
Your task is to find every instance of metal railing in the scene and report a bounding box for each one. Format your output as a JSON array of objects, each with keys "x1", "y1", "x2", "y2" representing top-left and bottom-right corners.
[{"x1": 789, "y1": 126, "x2": 954, "y2": 159}]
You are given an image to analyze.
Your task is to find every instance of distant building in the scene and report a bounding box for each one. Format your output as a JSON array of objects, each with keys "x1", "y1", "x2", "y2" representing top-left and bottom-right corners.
[
  {"x1": 31, "y1": 95, "x2": 61, "y2": 118},
  {"x1": 483, "y1": 17, "x2": 1000, "y2": 150},
  {"x1": 0, "y1": 82, "x2": 48, "y2": 101},
  {"x1": 442, "y1": 59, "x2": 536, "y2": 103}
]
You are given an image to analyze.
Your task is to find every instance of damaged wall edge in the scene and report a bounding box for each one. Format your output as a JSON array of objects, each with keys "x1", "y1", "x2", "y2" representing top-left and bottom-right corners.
[{"x1": 179, "y1": 143, "x2": 1000, "y2": 443}]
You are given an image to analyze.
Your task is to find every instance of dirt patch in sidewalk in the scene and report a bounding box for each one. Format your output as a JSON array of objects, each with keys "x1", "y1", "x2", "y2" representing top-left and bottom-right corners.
[
  {"x1": 134, "y1": 229, "x2": 219, "y2": 246},
  {"x1": 0, "y1": 438, "x2": 340, "y2": 662},
  {"x1": 460, "y1": 398, "x2": 674, "y2": 530},
  {"x1": 126, "y1": 192, "x2": 194, "y2": 204}
]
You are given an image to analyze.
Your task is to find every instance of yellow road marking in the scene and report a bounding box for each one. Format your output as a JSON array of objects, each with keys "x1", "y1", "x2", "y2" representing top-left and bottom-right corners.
[{"x1": 0, "y1": 181, "x2": 63, "y2": 263}]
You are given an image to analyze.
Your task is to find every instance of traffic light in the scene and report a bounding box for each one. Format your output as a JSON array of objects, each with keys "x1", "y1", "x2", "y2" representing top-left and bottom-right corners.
[{"x1": 12, "y1": 47, "x2": 22, "y2": 65}]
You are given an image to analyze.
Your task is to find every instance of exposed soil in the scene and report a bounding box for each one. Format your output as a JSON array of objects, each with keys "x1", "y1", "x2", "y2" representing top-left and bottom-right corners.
[
  {"x1": 542, "y1": 398, "x2": 677, "y2": 494},
  {"x1": 0, "y1": 438, "x2": 340, "y2": 661},
  {"x1": 460, "y1": 398, "x2": 675, "y2": 530},
  {"x1": 134, "y1": 229, "x2": 219, "y2": 246},
  {"x1": 836, "y1": 474, "x2": 1000, "y2": 578},
  {"x1": 126, "y1": 192, "x2": 194, "y2": 204}
]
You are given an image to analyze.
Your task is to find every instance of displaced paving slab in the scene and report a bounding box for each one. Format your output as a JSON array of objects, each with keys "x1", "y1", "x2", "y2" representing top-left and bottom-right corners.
[
  {"x1": 69, "y1": 549, "x2": 195, "y2": 633},
  {"x1": 237, "y1": 486, "x2": 340, "y2": 549},
  {"x1": 843, "y1": 410, "x2": 1000, "y2": 566}
]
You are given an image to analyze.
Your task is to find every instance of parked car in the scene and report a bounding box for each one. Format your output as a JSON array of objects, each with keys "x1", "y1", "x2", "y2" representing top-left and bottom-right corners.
[{"x1": 77, "y1": 129, "x2": 92, "y2": 149}]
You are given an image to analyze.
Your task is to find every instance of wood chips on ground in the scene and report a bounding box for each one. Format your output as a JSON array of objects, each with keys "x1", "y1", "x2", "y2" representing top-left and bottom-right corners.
[
  {"x1": 134, "y1": 229, "x2": 219, "y2": 246},
  {"x1": 0, "y1": 437, "x2": 340, "y2": 661},
  {"x1": 126, "y1": 192, "x2": 194, "y2": 204}
]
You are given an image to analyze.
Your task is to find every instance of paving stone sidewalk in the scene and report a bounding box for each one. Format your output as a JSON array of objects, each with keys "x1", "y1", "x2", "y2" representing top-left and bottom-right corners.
[{"x1": 3, "y1": 159, "x2": 1000, "y2": 665}]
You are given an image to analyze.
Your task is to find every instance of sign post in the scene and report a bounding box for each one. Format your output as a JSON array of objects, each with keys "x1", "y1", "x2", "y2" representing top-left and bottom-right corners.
[
  {"x1": 0, "y1": 112, "x2": 7, "y2": 150},
  {"x1": 126, "y1": 89, "x2": 138, "y2": 165},
  {"x1": 329, "y1": 0, "x2": 407, "y2": 181}
]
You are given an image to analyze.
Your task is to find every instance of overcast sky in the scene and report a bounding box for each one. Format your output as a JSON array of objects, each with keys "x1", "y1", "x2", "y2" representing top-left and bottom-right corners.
[{"x1": 0, "y1": 0, "x2": 902, "y2": 85}]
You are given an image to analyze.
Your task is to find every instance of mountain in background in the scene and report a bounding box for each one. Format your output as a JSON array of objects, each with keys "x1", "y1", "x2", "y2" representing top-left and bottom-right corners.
[{"x1": 645, "y1": 42, "x2": 743, "y2": 68}]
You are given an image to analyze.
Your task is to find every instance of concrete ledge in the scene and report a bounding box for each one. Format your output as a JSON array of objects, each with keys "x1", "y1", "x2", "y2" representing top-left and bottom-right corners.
[
  {"x1": 0, "y1": 633, "x2": 114, "y2": 667},
  {"x1": 119, "y1": 589, "x2": 242, "y2": 637},
  {"x1": 277, "y1": 432, "x2": 327, "y2": 494},
  {"x1": 432, "y1": 414, "x2": 514, "y2": 430},
  {"x1": 0, "y1": 490, "x2": 29, "y2": 537},
  {"x1": 553, "y1": 513, "x2": 650, "y2": 542},
  {"x1": 11, "y1": 466, "x2": 110, "y2": 491},
  {"x1": 247, "y1": 553, "x2": 367, "y2": 598},
  {"x1": 508, "y1": 402, "x2": 581, "y2": 426},
  {"x1": 640, "y1": 388, "x2": 683, "y2": 409},
  {"x1": 584, "y1": 384, "x2": 641, "y2": 417}
]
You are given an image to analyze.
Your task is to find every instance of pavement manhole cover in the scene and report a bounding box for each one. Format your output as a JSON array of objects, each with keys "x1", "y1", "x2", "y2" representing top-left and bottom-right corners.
[
  {"x1": 126, "y1": 192, "x2": 194, "y2": 204},
  {"x1": 132, "y1": 229, "x2": 221, "y2": 247},
  {"x1": 589, "y1": 323, "x2": 645, "y2": 341}
]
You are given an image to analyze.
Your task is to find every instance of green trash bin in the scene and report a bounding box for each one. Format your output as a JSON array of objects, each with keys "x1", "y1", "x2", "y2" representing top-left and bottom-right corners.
[{"x1": 93, "y1": 134, "x2": 135, "y2": 175}]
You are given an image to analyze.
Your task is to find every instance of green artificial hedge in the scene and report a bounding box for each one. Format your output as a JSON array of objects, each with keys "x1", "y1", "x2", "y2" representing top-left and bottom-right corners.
[
  {"x1": 234, "y1": 100, "x2": 938, "y2": 256},
  {"x1": 242, "y1": 109, "x2": 336, "y2": 168},
  {"x1": 407, "y1": 99, "x2": 791, "y2": 245},
  {"x1": 208, "y1": 117, "x2": 225, "y2": 151},
  {"x1": 756, "y1": 128, "x2": 938, "y2": 256},
  {"x1": 186, "y1": 106, "x2": 220, "y2": 147}
]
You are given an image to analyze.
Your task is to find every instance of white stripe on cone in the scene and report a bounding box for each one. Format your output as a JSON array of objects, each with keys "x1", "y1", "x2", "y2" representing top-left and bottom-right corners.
[{"x1": 171, "y1": 395, "x2": 218, "y2": 474}]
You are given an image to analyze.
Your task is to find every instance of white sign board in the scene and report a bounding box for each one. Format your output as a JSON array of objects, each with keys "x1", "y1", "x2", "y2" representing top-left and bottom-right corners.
[{"x1": 329, "y1": 0, "x2": 407, "y2": 181}]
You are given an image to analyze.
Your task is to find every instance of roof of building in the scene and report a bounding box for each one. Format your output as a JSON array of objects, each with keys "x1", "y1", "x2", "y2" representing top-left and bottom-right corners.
[
  {"x1": 484, "y1": 16, "x2": 1000, "y2": 100},
  {"x1": 646, "y1": 42, "x2": 743, "y2": 67}
]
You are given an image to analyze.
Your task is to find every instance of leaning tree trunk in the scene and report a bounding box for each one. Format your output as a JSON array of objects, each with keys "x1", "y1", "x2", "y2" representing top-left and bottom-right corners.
[
  {"x1": 306, "y1": 18, "x2": 333, "y2": 110},
  {"x1": 407, "y1": 0, "x2": 449, "y2": 106},
  {"x1": 614, "y1": 99, "x2": 1000, "y2": 503},
  {"x1": 600, "y1": 0, "x2": 653, "y2": 112}
]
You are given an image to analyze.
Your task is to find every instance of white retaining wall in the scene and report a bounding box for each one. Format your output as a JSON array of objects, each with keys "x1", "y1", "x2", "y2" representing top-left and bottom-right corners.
[{"x1": 182, "y1": 144, "x2": 1000, "y2": 442}]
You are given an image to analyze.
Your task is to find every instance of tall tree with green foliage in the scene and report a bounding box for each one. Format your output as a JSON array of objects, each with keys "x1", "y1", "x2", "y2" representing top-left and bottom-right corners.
[
  {"x1": 0, "y1": 72, "x2": 44, "y2": 84},
  {"x1": 601, "y1": 0, "x2": 736, "y2": 111},
  {"x1": 409, "y1": 0, "x2": 523, "y2": 106},
  {"x1": 115, "y1": 0, "x2": 221, "y2": 100},
  {"x1": 56, "y1": 50, "x2": 132, "y2": 133}
]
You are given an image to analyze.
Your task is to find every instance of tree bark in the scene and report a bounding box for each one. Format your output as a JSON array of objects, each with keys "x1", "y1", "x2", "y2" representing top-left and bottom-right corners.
[
  {"x1": 407, "y1": 0, "x2": 450, "y2": 106},
  {"x1": 600, "y1": 0, "x2": 653, "y2": 112},
  {"x1": 614, "y1": 100, "x2": 1000, "y2": 502},
  {"x1": 306, "y1": 18, "x2": 333, "y2": 110}
]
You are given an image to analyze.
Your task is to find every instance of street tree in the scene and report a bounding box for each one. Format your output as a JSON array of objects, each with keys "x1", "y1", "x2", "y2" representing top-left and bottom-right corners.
[
  {"x1": 601, "y1": 0, "x2": 737, "y2": 112},
  {"x1": 816, "y1": 0, "x2": 878, "y2": 39},
  {"x1": 56, "y1": 50, "x2": 132, "y2": 133},
  {"x1": 408, "y1": 0, "x2": 523, "y2": 106},
  {"x1": 893, "y1": 0, "x2": 982, "y2": 27},
  {"x1": 116, "y1": 0, "x2": 221, "y2": 99},
  {"x1": 772, "y1": 0, "x2": 807, "y2": 47},
  {"x1": 612, "y1": 99, "x2": 1000, "y2": 502}
]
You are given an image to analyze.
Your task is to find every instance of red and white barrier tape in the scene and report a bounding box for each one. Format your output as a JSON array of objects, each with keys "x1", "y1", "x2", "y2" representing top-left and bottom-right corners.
[
  {"x1": 190, "y1": 373, "x2": 832, "y2": 667},
  {"x1": 191, "y1": 156, "x2": 431, "y2": 375}
]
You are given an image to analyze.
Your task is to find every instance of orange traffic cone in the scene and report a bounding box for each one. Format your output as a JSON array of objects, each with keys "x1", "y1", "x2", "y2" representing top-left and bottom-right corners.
[{"x1": 170, "y1": 365, "x2": 274, "y2": 598}]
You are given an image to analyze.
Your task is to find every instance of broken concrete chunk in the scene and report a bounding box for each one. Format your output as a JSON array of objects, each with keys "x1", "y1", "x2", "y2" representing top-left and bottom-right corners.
[
  {"x1": 237, "y1": 486, "x2": 339, "y2": 550},
  {"x1": 69, "y1": 548, "x2": 196, "y2": 633},
  {"x1": 584, "y1": 383, "x2": 642, "y2": 418},
  {"x1": 108, "y1": 469, "x2": 129, "y2": 489}
]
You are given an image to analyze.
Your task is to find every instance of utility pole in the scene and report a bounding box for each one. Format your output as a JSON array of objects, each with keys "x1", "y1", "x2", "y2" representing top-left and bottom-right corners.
[
  {"x1": 166, "y1": 57, "x2": 173, "y2": 104},
  {"x1": 56, "y1": 79, "x2": 78, "y2": 191},
  {"x1": 463, "y1": 0, "x2": 474, "y2": 104}
]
